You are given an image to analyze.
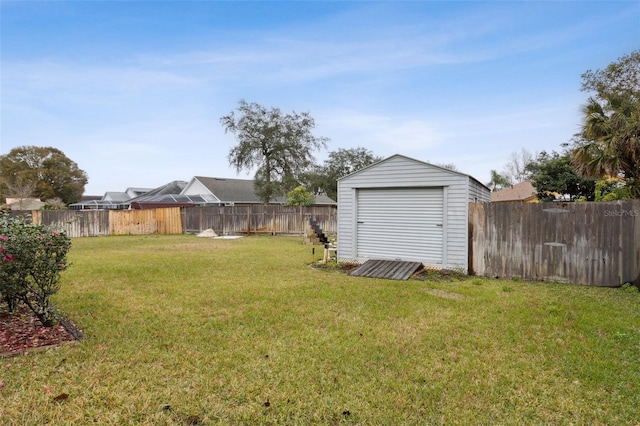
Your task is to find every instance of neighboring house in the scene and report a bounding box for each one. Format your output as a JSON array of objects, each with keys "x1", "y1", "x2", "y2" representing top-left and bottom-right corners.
[
  {"x1": 4, "y1": 198, "x2": 46, "y2": 211},
  {"x1": 101, "y1": 187, "x2": 152, "y2": 203},
  {"x1": 336, "y1": 154, "x2": 491, "y2": 272},
  {"x1": 71, "y1": 182, "x2": 193, "y2": 210},
  {"x1": 102, "y1": 192, "x2": 132, "y2": 203},
  {"x1": 80, "y1": 195, "x2": 102, "y2": 202},
  {"x1": 70, "y1": 177, "x2": 336, "y2": 210},
  {"x1": 71, "y1": 190, "x2": 135, "y2": 210},
  {"x1": 490, "y1": 181, "x2": 537, "y2": 203},
  {"x1": 125, "y1": 187, "x2": 154, "y2": 198},
  {"x1": 128, "y1": 181, "x2": 205, "y2": 209},
  {"x1": 181, "y1": 176, "x2": 336, "y2": 206}
]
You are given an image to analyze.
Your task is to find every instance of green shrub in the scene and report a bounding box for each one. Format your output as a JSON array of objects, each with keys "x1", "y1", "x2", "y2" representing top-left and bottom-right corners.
[{"x1": 0, "y1": 213, "x2": 71, "y2": 326}]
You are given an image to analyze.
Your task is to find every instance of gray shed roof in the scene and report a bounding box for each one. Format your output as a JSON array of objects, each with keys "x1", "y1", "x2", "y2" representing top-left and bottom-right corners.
[{"x1": 337, "y1": 154, "x2": 491, "y2": 192}]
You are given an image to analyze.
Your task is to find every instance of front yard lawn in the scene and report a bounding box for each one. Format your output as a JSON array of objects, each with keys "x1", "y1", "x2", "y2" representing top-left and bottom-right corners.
[{"x1": 1, "y1": 235, "x2": 638, "y2": 424}]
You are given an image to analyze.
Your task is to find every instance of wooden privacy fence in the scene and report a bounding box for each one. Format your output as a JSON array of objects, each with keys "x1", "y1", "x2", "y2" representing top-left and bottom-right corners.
[
  {"x1": 29, "y1": 208, "x2": 183, "y2": 236},
  {"x1": 469, "y1": 200, "x2": 640, "y2": 287},
  {"x1": 19, "y1": 205, "x2": 336, "y2": 238},
  {"x1": 181, "y1": 205, "x2": 337, "y2": 236},
  {"x1": 110, "y1": 208, "x2": 183, "y2": 235},
  {"x1": 31, "y1": 210, "x2": 110, "y2": 237}
]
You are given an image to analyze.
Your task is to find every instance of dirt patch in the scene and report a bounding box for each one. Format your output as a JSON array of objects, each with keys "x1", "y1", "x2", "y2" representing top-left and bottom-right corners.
[
  {"x1": 412, "y1": 268, "x2": 469, "y2": 282},
  {"x1": 310, "y1": 262, "x2": 361, "y2": 274},
  {"x1": 0, "y1": 305, "x2": 83, "y2": 358}
]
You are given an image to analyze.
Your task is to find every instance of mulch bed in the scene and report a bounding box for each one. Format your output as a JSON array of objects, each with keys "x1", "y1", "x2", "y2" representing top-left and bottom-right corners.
[{"x1": 0, "y1": 305, "x2": 83, "y2": 358}]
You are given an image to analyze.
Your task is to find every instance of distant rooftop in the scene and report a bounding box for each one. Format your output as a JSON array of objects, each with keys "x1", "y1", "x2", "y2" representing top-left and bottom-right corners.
[{"x1": 491, "y1": 181, "x2": 537, "y2": 202}]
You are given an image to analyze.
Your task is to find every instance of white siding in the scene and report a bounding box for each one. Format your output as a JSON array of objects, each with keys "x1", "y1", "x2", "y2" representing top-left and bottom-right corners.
[
  {"x1": 181, "y1": 178, "x2": 221, "y2": 203},
  {"x1": 468, "y1": 177, "x2": 491, "y2": 203},
  {"x1": 337, "y1": 154, "x2": 488, "y2": 272}
]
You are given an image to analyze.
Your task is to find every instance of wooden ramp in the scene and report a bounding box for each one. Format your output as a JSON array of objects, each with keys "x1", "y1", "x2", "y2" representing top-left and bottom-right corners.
[{"x1": 350, "y1": 259, "x2": 423, "y2": 281}]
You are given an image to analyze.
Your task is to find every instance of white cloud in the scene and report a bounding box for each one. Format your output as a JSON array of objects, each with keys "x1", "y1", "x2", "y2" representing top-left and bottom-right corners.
[{"x1": 317, "y1": 110, "x2": 446, "y2": 160}]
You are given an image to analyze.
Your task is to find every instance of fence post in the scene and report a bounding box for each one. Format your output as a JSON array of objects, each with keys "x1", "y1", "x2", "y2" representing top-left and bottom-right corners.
[{"x1": 222, "y1": 206, "x2": 226, "y2": 236}]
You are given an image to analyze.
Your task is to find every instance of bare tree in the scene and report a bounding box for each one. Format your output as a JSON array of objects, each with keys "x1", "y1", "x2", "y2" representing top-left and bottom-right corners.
[
  {"x1": 2, "y1": 177, "x2": 37, "y2": 209},
  {"x1": 435, "y1": 162, "x2": 459, "y2": 172},
  {"x1": 502, "y1": 149, "x2": 535, "y2": 183}
]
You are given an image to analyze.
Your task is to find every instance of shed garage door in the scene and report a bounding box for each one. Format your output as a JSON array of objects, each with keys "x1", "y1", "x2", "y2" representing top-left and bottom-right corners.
[{"x1": 356, "y1": 187, "x2": 444, "y2": 264}]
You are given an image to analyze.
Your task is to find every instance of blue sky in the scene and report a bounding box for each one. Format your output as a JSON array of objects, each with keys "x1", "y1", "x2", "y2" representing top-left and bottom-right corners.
[{"x1": 1, "y1": 1, "x2": 638, "y2": 195}]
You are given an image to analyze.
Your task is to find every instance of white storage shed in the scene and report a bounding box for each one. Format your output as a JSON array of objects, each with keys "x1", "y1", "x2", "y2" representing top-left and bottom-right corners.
[{"x1": 337, "y1": 154, "x2": 490, "y2": 272}]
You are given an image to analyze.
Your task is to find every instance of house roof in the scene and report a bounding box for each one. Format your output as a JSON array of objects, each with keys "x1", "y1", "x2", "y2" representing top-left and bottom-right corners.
[
  {"x1": 103, "y1": 191, "x2": 131, "y2": 202},
  {"x1": 491, "y1": 181, "x2": 537, "y2": 202},
  {"x1": 126, "y1": 181, "x2": 203, "y2": 208},
  {"x1": 129, "y1": 195, "x2": 212, "y2": 209},
  {"x1": 126, "y1": 187, "x2": 154, "y2": 193},
  {"x1": 130, "y1": 181, "x2": 188, "y2": 200},
  {"x1": 73, "y1": 177, "x2": 336, "y2": 210},
  {"x1": 193, "y1": 177, "x2": 266, "y2": 203},
  {"x1": 312, "y1": 194, "x2": 336, "y2": 205},
  {"x1": 81, "y1": 195, "x2": 102, "y2": 202},
  {"x1": 191, "y1": 176, "x2": 336, "y2": 205}
]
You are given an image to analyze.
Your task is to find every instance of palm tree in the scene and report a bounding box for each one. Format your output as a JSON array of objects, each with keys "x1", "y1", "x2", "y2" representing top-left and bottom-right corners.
[
  {"x1": 572, "y1": 94, "x2": 640, "y2": 198},
  {"x1": 486, "y1": 170, "x2": 511, "y2": 192}
]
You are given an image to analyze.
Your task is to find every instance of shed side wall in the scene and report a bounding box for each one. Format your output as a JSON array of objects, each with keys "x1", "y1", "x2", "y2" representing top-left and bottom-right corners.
[{"x1": 469, "y1": 178, "x2": 491, "y2": 203}]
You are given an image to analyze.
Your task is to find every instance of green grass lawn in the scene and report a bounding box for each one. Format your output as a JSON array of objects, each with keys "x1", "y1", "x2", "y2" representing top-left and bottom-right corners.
[{"x1": 1, "y1": 235, "x2": 639, "y2": 425}]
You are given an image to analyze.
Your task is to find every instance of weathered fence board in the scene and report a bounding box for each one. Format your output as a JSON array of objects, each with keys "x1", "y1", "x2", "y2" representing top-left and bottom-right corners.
[
  {"x1": 6, "y1": 210, "x2": 110, "y2": 238},
  {"x1": 469, "y1": 201, "x2": 640, "y2": 287},
  {"x1": 181, "y1": 205, "x2": 336, "y2": 235},
  {"x1": 31, "y1": 210, "x2": 110, "y2": 237},
  {"x1": 109, "y1": 208, "x2": 183, "y2": 235},
  {"x1": 7, "y1": 205, "x2": 334, "y2": 237}
]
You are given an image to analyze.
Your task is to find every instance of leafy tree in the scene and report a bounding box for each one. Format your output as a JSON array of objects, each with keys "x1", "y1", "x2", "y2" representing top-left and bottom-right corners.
[
  {"x1": 286, "y1": 186, "x2": 315, "y2": 206},
  {"x1": 302, "y1": 147, "x2": 382, "y2": 201},
  {"x1": 594, "y1": 177, "x2": 629, "y2": 201},
  {"x1": 221, "y1": 100, "x2": 329, "y2": 204},
  {"x1": 571, "y1": 50, "x2": 640, "y2": 198},
  {"x1": 503, "y1": 148, "x2": 535, "y2": 183},
  {"x1": 0, "y1": 146, "x2": 88, "y2": 205},
  {"x1": 486, "y1": 170, "x2": 511, "y2": 192},
  {"x1": 580, "y1": 50, "x2": 639, "y2": 100},
  {"x1": 434, "y1": 162, "x2": 459, "y2": 172},
  {"x1": 526, "y1": 150, "x2": 596, "y2": 202}
]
